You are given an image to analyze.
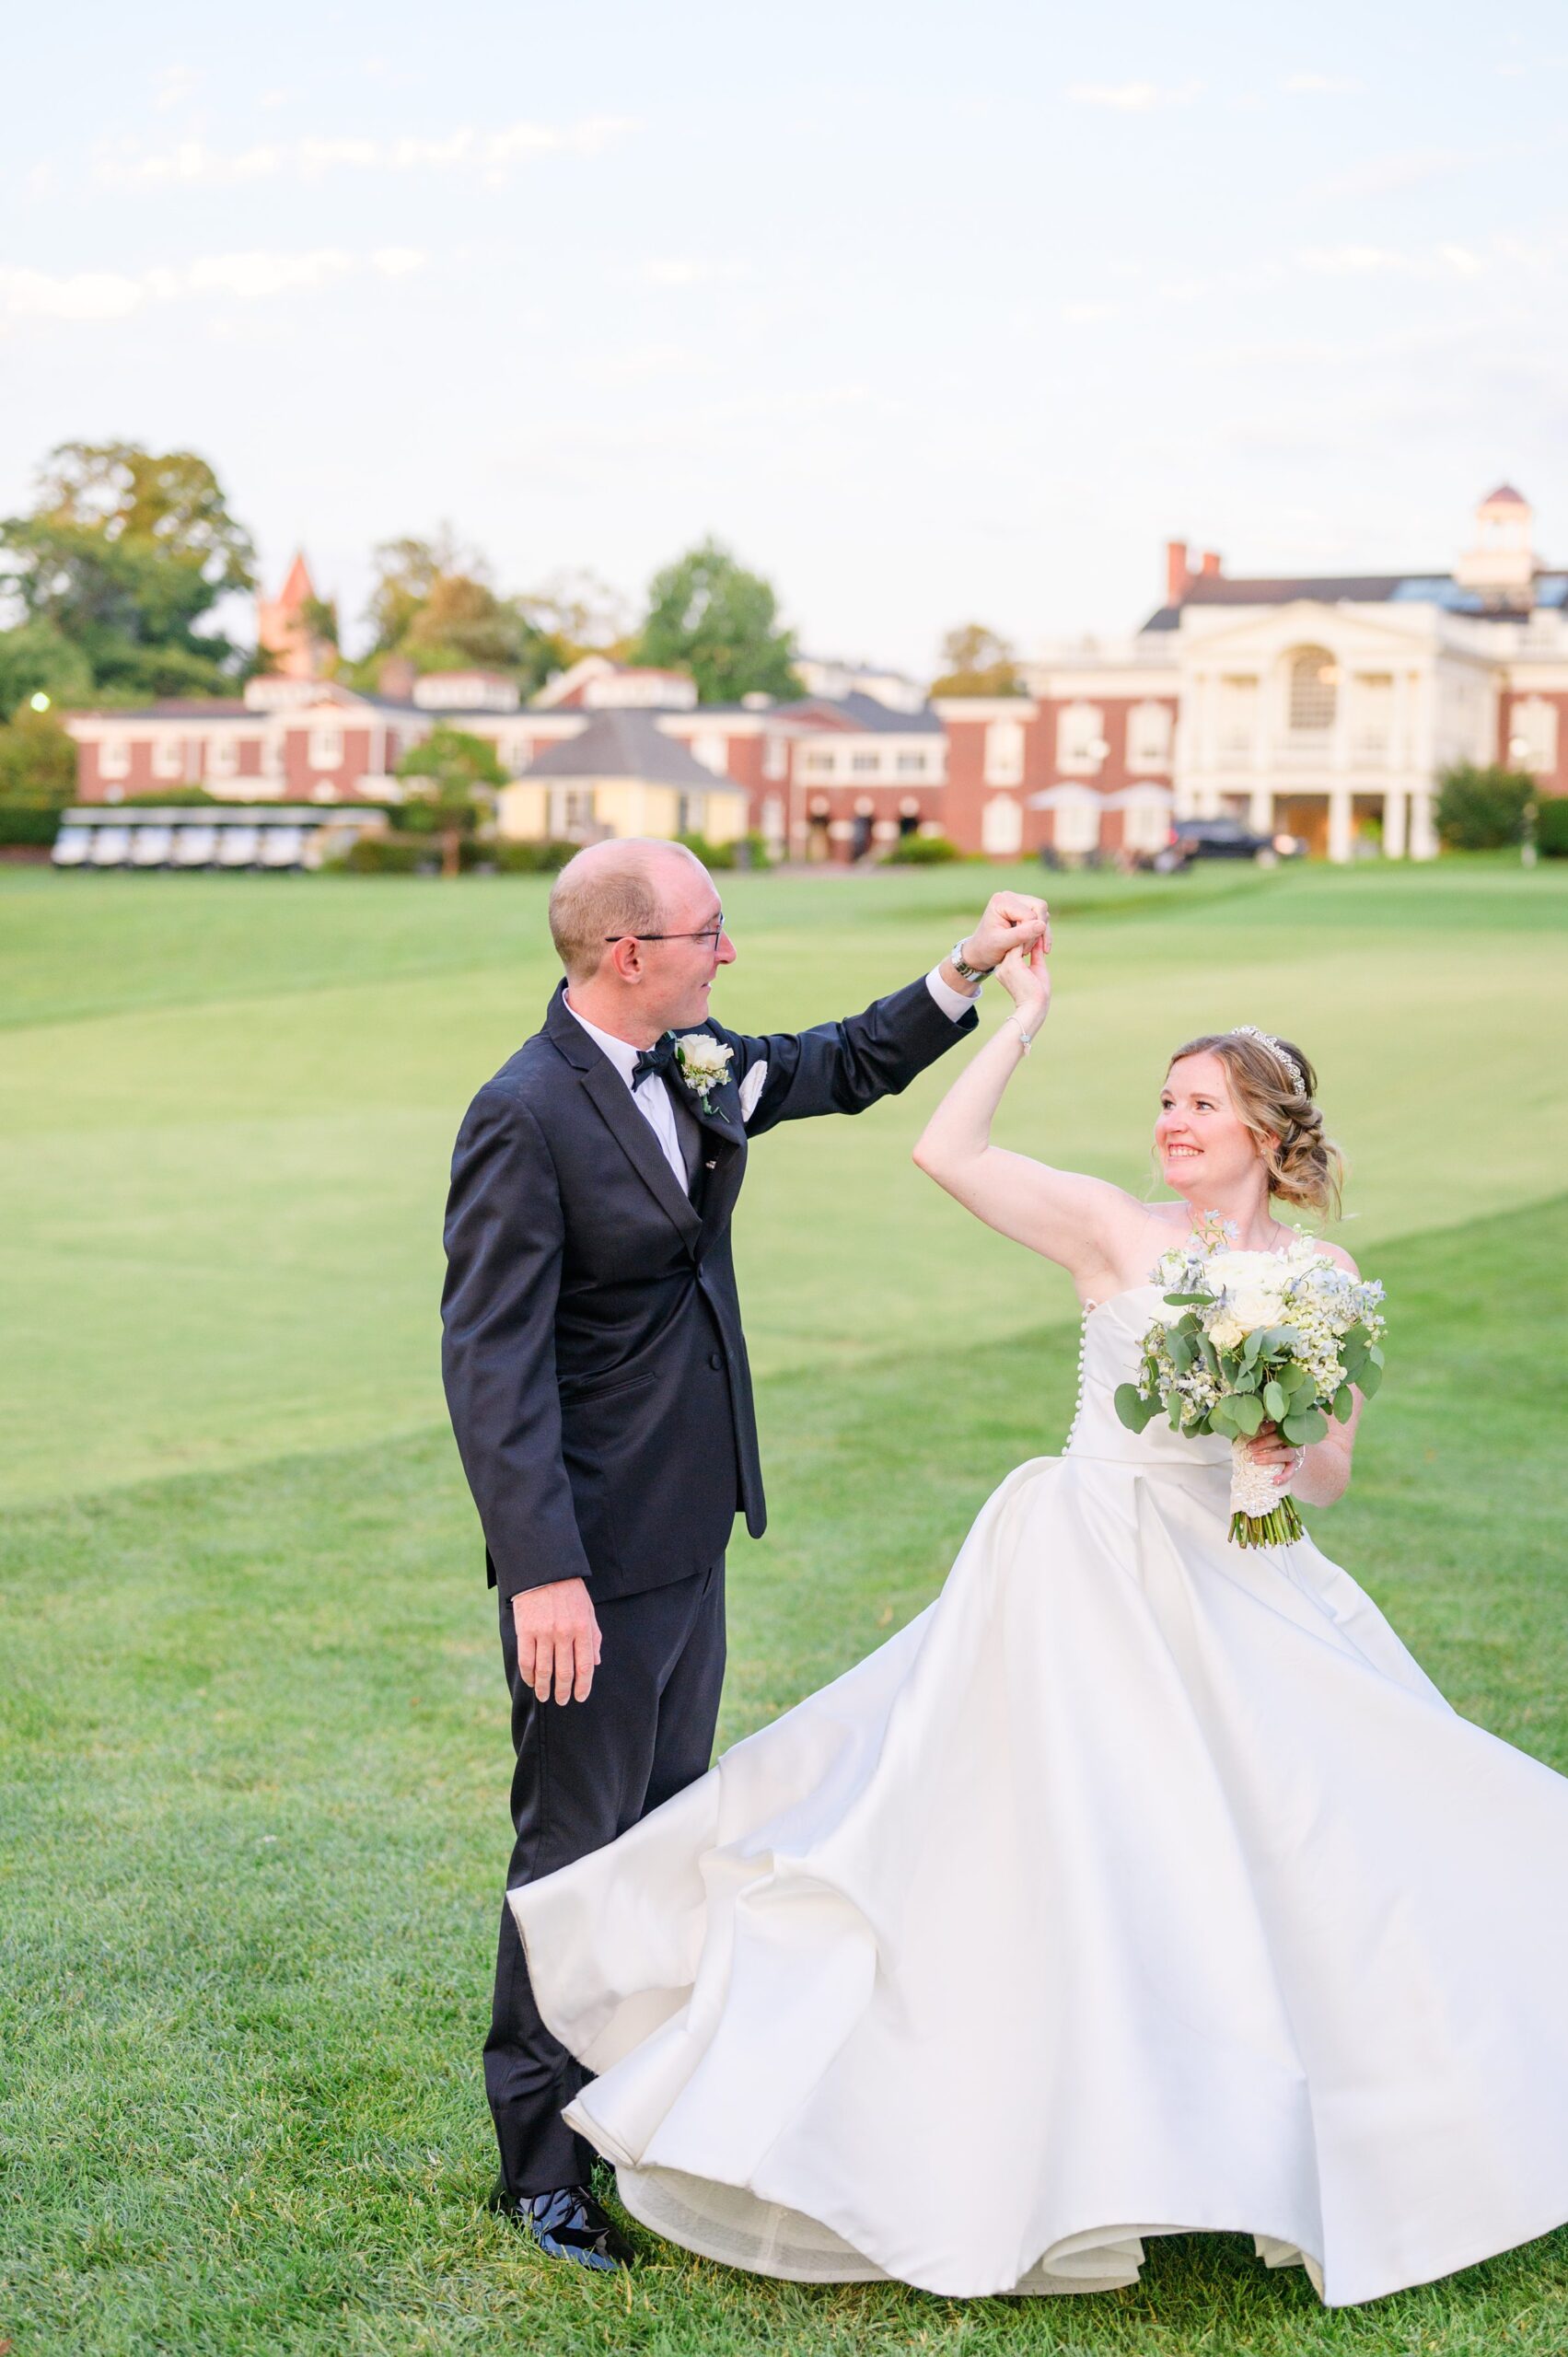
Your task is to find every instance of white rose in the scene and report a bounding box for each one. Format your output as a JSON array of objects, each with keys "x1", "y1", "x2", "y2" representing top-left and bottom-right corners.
[
  {"x1": 673, "y1": 1034, "x2": 733, "y2": 1093},
  {"x1": 1228, "y1": 1284, "x2": 1284, "y2": 1332},
  {"x1": 1208, "y1": 1311, "x2": 1247, "y2": 1351}
]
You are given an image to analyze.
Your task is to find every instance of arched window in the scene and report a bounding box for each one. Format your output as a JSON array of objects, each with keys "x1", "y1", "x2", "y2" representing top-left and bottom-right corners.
[
  {"x1": 984, "y1": 718, "x2": 1026, "y2": 785},
  {"x1": 1287, "y1": 646, "x2": 1338, "y2": 733}
]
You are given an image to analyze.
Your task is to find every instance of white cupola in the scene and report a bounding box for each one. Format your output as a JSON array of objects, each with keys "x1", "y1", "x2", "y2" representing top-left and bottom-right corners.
[{"x1": 1455, "y1": 483, "x2": 1536, "y2": 595}]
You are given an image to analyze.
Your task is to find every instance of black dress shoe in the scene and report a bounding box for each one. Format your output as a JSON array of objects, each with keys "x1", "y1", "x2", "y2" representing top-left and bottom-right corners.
[{"x1": 493, "y1": 2181, "x2": 636, "y2": 2271}]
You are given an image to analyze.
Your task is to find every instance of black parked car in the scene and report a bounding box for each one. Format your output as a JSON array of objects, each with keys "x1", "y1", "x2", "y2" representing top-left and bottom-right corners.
[{"x1": 1153, "y1": 817, "x2": 1305, "y2": 872}]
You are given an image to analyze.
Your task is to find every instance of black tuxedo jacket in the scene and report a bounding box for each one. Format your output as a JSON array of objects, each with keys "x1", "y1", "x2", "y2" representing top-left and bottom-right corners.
[{"x1": 441, "y1": 974, "x2": 976, "y2": 1605}]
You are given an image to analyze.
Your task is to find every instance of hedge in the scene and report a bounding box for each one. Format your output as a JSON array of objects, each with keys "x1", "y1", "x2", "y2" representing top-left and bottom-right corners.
[
  {"x1": 0, "y1": 804, "x2": 66, "y2": 845},
  {"x1": 885, "y1": 832, "x2": 961, "y2": 865},
  {"x1": 1537, "y1": 797, "x2": 1568, "y2": 858},
  {"x1": 1435, "y1": 764, "x2": 1532, "y2": 851}
]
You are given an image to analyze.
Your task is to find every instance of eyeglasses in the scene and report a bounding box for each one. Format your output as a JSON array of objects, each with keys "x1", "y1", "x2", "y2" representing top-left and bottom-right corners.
[{"x1": 604, "y1": 913, "x2": 726, "y2": 949}]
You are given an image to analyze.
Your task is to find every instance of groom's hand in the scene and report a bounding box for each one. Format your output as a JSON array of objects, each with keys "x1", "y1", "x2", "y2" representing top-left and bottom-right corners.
[
  {"x1": 961, "y1": 891, "x2": 1051, "y2": 975},
  {"x1": 513, "y1": 1578, "x2": 603, "y2": 1705}
]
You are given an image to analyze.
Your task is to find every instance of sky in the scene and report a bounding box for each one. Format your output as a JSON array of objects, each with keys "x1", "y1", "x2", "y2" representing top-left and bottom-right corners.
[{"x1": 5, "y1": 1, "x2": 1568, "y2": 677}]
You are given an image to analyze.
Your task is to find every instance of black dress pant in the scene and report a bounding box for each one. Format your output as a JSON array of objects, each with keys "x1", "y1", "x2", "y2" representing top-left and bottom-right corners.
[{"x1": 486, "y1": 1558, "x2": 726, "y2": 2197}]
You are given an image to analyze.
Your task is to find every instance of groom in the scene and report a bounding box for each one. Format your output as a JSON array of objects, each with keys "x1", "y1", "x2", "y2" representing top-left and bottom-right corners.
[{"x1": 441, "y1": 837, "x2": 1046, "y2": 2270}]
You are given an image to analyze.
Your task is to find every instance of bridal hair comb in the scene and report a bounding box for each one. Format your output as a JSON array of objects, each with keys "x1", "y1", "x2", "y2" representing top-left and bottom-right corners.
[{"x1": 1227, "y1": 1027, "x2": 1306, "y2": 1095}]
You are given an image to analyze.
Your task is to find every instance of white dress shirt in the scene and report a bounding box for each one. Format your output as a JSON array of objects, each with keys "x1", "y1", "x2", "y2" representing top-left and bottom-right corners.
[{"x1": 563, "y1": 968, "x2": 977, "y2": 1190}]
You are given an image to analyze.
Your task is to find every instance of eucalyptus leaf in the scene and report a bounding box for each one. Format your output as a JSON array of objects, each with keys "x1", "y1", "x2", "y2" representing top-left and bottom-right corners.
[
  {"x1": 1282, "y1": 1408, "x2": 1328, "y2": 1446},
  {"x1": 1230, "y1": 1393, "x2": 1266, "y2": 1435},
  {"x1": 1333, "y1": 1385, "x2": 1354, "y2": 1422},
  {"x1": 1359, "y1": 1360, "x2": 1384, "y2": 1399},
  {"x1": 1263, "y1": 1379, "x2": 1287, "y2": 1421},
  {"x1": 1114, "y1": 1383, "x2": 1157, "y2": 1433}
]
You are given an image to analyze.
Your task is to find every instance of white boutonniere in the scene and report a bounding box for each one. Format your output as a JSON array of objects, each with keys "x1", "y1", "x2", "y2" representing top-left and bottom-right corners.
[{"x1": 672, "y1": 1033, "x2": 733, "y2": 1110}]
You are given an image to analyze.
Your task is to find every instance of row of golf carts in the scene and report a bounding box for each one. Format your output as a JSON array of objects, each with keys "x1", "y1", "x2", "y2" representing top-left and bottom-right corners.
[{"x1": 52, "y1": 806, "x2": 388, "y2": 872}]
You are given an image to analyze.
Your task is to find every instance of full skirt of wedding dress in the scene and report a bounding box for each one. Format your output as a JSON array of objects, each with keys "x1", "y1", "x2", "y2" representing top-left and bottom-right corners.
[{"x1": 512, "y1": 1430, "x2": 1568, "y2": 2306}]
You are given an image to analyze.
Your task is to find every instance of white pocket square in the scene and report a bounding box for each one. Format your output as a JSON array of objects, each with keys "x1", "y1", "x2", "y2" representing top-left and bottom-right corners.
[{"x1": 738, "y1": 1060, "x2": 769, "y2": 1123}]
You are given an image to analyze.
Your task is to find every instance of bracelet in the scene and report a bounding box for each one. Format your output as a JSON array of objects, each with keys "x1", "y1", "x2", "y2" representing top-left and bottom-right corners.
[{"x1": 1007, "y1": 1014, "x2": 1037, "y2": 1053}]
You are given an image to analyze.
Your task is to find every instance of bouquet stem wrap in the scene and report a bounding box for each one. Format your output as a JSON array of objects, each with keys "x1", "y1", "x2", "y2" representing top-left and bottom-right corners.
[{"x1": 1228, "y1": 1436, "x2": 1304, "y2": 1550}]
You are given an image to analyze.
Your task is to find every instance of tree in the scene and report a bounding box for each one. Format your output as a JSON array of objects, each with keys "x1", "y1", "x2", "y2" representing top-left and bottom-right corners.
[
  {"x1": 356, "y1": 531, "x2": 559, "y2": 695},
  {"x1": 929, "y1": 623, "x2": 1023, "y2": 697},
  {"x1": 0, "y1": 441, "x2": 257, "y2": 701},
  {"x1": 0, "y1": 702, "x2": 78, "y2": 807},
  {"x1": 394, "y1": 724, "x2": 507, "y2": 877},
  {"x1": 635, "y1": 539, "x2": 801, "y2": 704},
  {"x1": 0, "y1": 619, "x2": 94, "y2": 713},
  {"x1": 520, "y1": 568, "x2": 633, "y2": 668}
]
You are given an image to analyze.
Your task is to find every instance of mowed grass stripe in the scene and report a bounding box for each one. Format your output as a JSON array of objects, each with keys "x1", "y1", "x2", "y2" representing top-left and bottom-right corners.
[
  {"x1": 4, "y1": 863, "x2": 1567, "y2": 1511},
  {"x1": 3, "y1": 1196, "x2": 1567, "y2": 2355}
]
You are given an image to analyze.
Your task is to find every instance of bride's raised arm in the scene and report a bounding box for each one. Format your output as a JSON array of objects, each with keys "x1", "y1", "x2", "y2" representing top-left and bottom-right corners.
[{"x1": 912, "y1": 938, "x2": 1158, "y2": 1297}]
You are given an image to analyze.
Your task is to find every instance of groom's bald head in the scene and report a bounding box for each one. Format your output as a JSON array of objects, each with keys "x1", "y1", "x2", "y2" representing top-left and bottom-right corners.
[{"x1": 549, "y1": 838, "x2": 708, "y2": 981}]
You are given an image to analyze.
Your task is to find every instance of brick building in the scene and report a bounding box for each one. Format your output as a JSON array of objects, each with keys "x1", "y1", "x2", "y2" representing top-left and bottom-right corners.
[{"x1": 63, "y1": 488, "x2": 1568, "y2": 863}]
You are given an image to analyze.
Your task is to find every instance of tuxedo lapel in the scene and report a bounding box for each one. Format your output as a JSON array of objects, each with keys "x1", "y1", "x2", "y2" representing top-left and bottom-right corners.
[
  {"x1": 580, "y1": 1061, "x2": 703, "y2": 1243},
  {"x1": 544, "y1": 983, "x2": 703, "y2": 1246}
]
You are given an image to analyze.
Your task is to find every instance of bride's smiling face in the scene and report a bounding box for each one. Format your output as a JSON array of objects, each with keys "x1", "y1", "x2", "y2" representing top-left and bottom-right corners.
[{"x1": 1156, "y1": 1051, "x2": 1272, "y2": 1200}]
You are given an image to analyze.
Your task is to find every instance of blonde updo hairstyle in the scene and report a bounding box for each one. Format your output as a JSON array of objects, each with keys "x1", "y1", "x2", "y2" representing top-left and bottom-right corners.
[{"x1": 1167, "y1": 1031, "x2": 1344, "y2": 1220}]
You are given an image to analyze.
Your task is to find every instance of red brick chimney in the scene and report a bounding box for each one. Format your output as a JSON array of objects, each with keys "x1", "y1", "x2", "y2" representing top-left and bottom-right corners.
[
  {"x1": 1166, "y1": 540, "x2": 1191, "y2": 604},
  {"x1": 1199, "y1": 549, "x2": 1223, "y2": 578},
  {"x1": 378, "y1": 656, "x2": 417, "y2": 702}
]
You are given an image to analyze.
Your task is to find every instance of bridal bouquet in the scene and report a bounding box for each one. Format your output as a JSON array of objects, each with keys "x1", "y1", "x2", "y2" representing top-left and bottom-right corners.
[{"x1": 1113, "y1": 1225, "x2": 1387, "y2": 1549}]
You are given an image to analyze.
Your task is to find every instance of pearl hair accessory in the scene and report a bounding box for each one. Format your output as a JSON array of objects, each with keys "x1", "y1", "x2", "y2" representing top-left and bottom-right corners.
[{"x1": 1228, "y1": 1026, "x2": 1305, "y2": 1096}]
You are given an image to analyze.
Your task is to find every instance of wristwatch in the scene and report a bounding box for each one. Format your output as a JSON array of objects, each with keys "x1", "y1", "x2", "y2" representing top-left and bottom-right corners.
[{"x1": 948, "y1": 938, "x2": 993, "y2": 983}]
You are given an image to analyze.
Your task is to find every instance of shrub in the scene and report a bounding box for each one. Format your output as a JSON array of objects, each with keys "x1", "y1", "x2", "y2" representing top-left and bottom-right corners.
[
  {"x1": 335, "y1": 832, "x2": 436, "y2": 875},
  {"x1": 885, "y1": 831, "x2": 960, "y2": 865},
  {"x1": 0, "y1": 804, "x2": 64, "y2": 845},
  {"x1": 675, "y1": 830, "x2": 738, "y2": 871},
  {"x1": 122, "y1": 786, "x2": 219, "y2": 807},
  {"x1": 1435, "y1": 764, "x2": 1532, "y2": 852},
  {"x1": 1535, "y1": 796, "x2": 1568, "y2": 858},
  {"x1": 493, "y1": 839, "x2": 578, "y2": 874}
]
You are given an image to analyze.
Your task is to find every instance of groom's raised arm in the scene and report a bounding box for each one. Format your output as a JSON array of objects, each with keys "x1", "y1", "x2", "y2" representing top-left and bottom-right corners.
[
  {"x1": 730, "y1": 890, "x2": 1047, "y2": 1138},
  {"x1": 441, "y1": 1084, "x2": 592, "y2": 1604}
]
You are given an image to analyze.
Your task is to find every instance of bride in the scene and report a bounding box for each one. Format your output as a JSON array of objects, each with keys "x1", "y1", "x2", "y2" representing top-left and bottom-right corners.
[{"x1": 510, "y1": 930, "x2": 1568, "y2": 2307}]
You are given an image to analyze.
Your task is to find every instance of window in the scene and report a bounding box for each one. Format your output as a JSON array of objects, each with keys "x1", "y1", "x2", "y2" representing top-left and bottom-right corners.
[
  {"x1": 676, "y1": 794, "x2": 703, "y2": 834},
  {"x1": 985, "y1": 718, "x2": 1026, "y2": 785},
  {"x1": 208, "y1": 734, "x2": 238, "y2": 781},
  {"x1": 153, "y1": 735, "x2": 183, "y2": 781},
  {"x1": 99, "y1": 737, "x2": 131, "y2": 780},
  {"x1": 1053, "y1": 790, "x2": 1101, "y2": 854},
  {"x1": 896, "y1": 750, "x2": 927, "y2": 776},
  {"x1": 308, "y1": 723, "x2": 343, "y2": 771},
  {"x1": 1351, "y1": 673, "x2": 1394, "y2": 758},
  {"x1": 851, "y1": 750, "x2": 880, "y2": 775},
  {"x1": 1287, "y1": 646, "x2": 1338, "y2": 733},
  {"x1": 1121, "y1": 793, "x2": 1171, "y2": 853},
  {"x1": 802, "y1": 749, "x2": 836, "y2": 777},
  {"x1": 981, "y1": 795, "x2": 1024, "y2": 856},
  {"x1": 1055, "y1": 703, "x2": 1104, "y2": 769},
  {"x1": 1126, "y1": 701, "x2": 1173, "y2": 770},
  {"x1": 1216, "y1": 675, "x2": 1259, "y2": 757},
  {"x1": 691, "y1": 732, "x2": 727, "y2": 776},
  {"x1": 762, "y1": 733, "x2": 790, "y2": 781},
  {"x1": 1508, "y1": 696, "x2": 1559, "y2": 775},
  {"x1": 501, "y1": 732, "x2": 532, "y2": 775},
  {"x1": 554, "y1": 787, "x2": 596, "y2": 834},
  {"x1": 761, "y1": 793, "x2": 785, "y2": 853}
]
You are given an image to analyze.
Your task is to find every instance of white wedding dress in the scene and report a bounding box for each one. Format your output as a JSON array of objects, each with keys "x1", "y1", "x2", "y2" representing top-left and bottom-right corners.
[{"x1": 511, "y1": 1283, "x2": 1568, "y2": 2307}]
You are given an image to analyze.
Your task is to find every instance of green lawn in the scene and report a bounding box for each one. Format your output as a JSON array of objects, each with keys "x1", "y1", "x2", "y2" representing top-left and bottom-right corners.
[{"x1": 3, "y1": 858, "x2": 1567, "y2": 2355}]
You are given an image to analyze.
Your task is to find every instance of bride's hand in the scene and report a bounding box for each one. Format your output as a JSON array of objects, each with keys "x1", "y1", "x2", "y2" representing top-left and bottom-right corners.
[{"x1": 996, "y1": 938, "x2": 1050, "y2": 1030}]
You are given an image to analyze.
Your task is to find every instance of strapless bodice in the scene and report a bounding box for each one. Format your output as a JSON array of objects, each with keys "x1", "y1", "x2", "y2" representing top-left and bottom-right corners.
[{"x1": 1063, "y1": 1283, "x2": 1231, "y2": 1472}]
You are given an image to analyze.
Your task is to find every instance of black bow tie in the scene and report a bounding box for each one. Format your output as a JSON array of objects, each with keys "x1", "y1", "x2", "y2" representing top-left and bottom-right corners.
[{"x1": 631, "y1": 1035, "x2": 677, "y2": 1088}]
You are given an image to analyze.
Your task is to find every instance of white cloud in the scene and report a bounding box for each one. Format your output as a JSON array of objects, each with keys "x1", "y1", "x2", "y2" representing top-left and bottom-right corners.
[
  {"x1": 1283, "y1": 73, "x2": 1365, "y2": 96},
  {"x1": 0, "y1": 247, "x2": 426, "y2": 325},
  {"x1": 154, "y1": 62, "x2": 199, "y2": 111},
  {"x1": 642, "y1": 257, "x2": 749, "y2": 288},
  {"x1": 96, "y1": 116, "x2": 633, "y2": 191},
  {"x1": 1310, "y1": 147, "x2": 1474, "y2": 201},
  {"x1": 1295, "y1": 244, "x2": 1492, "y2": 281},
  {"x1": 1067, "y1": 79, "x2": 1202, "y2": 110},
  {"x1": 1060, "y1": 298, "x2": 1120, "y2": 324}
]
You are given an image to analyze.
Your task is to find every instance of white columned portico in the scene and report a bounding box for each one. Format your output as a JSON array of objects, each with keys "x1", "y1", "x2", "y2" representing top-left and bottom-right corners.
[
  {"x1": 1248, "y1": 782, "x2": 1274, "y2": 833},
  {"x1": 1383, "y1": 783, "x2": 1408, "y2": 859},
  {"x1": 1328, "y1": 784, "x2": 1354, "y2": 864},
  {"x1": 1409, "y1": 790, "x2": 1438, "y2": 861}
]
